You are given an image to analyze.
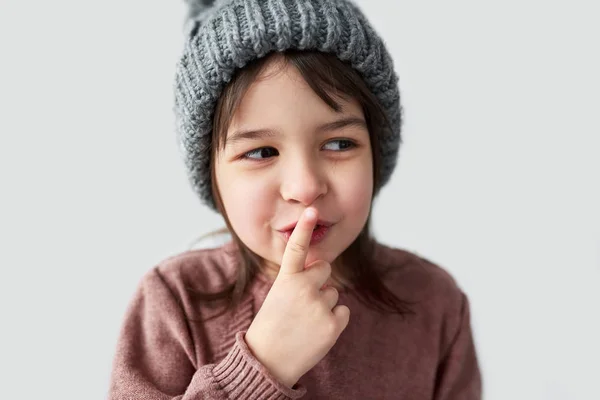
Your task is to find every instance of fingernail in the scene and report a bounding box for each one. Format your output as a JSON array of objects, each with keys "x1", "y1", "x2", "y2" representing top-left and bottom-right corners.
[{"x1": 305, "y1": 208, "x2": 316, "y2": 219}]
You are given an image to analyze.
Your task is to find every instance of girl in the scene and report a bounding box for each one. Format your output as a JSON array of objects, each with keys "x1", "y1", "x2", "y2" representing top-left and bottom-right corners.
[{"x1": 108, "y1": 0, "x2": 482, "y2": 398}]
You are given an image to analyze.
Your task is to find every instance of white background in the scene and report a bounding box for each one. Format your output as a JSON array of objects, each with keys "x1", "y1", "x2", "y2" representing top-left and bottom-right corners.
[{"x1": 1, "y1": 1, "x2": 598, "y2": 399}]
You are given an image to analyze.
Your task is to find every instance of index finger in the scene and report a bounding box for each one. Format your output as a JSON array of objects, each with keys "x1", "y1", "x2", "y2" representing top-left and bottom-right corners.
[{"x1": 278, "y1": 207, "x2": 318, "y2": 275}]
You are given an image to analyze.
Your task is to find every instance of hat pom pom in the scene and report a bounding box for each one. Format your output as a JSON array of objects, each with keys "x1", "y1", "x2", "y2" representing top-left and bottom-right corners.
[
  {"x1": 184, "y1": 0, "x2": 216, "y2": 21},
  {"x1": 183, "y1": 0, "x2": 231, "y2": 36}
]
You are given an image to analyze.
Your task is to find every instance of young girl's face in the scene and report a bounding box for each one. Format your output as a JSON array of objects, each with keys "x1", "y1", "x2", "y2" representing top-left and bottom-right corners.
[{"x1": 214, "y1": 57, "x2": 373, "y2": 272}]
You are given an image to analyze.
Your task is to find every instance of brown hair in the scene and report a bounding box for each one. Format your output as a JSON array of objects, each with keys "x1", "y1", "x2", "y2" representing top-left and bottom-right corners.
[{"x1": 185, "y1": 50, "x2": 415, "y2": 320}]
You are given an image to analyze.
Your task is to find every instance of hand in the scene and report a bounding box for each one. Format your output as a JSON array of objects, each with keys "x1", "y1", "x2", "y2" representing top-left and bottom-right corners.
[{"x1": 244, "y1": 207, "x2": 351, "y2": 388}]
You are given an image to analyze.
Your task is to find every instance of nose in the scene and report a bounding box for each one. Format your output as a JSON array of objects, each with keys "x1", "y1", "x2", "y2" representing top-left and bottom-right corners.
[{"x1": 280, "y1": 157, "x2": 328, "y2": 206}]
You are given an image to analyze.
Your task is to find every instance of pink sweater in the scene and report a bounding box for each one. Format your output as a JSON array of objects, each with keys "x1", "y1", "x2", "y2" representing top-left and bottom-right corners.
[{"x1": 108, "y1": 241, "x2": 481, "y2": 399}]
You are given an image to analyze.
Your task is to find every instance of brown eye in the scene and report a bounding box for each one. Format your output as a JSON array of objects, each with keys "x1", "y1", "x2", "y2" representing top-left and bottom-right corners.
[
  {"x1": 243, "y1": 147, "x2": 279, "y2": 160},
  {"x1": 323, "y1": 139, "x2": 356, "y2": 151}
]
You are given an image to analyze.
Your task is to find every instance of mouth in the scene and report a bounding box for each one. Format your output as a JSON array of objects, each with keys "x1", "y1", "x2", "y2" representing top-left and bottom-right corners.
[
  {"x1": 278, "y1": 220, "x2": 334, "y2": 245},
  {"x1": 277, "y1": 219, "x2": 334, "y2": 233}
]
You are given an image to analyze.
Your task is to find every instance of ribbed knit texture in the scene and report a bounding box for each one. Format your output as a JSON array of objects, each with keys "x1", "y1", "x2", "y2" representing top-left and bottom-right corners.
[
  {"x1": 108, "y1": 241, "x2": 482, "y2": 399},
  {"x1": 212, "y1": 332, "x2": 307, "y2": 399},
  {"x1": 174, "y1": 0, "x2": 402, "y2": 211}
]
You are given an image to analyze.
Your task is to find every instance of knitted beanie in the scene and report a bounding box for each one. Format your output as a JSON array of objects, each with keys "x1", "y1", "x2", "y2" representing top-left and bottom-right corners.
[{"x1": 174, "y1": 0, "x2": 403, "y2": 211}]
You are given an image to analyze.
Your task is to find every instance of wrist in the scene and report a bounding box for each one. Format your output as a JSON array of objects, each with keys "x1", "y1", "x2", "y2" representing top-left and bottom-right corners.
[{"x1": 243, "y1": 331, "x2": 298, "y2": 388}]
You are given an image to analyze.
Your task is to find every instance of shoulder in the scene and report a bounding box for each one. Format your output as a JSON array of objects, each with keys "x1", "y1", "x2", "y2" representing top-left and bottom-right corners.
[
  {"x1": 372, "y1": 241, "x2": 466, "y2": 315},
  {"x1": 132, "y1": 241, "x2": 240, "y2": 322},
  {"x1": 372, "y1": 242, "x2": 473, "y2": 357},
  {"x1": 149, "y1": 241, "x2": 239, "y2": 296},
  {"x1": 137, "y1": 241, "x2": 244, "y2": 327},
  {"x1": 127, "y1": 242, "x2": 244, "y2": 366}
]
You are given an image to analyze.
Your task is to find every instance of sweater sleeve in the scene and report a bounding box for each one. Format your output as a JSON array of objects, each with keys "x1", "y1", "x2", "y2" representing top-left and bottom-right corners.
[
  {"x1": 108, "y1": 267, "x2": 307, "y2": 399},
  {"x1": 433, "y1": 292, "x2": 483, "y2": 400}
]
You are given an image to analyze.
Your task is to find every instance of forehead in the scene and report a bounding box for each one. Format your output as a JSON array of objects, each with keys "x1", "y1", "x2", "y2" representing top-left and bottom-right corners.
[{"x1": 227, "y1": 58, "x2": 364, "y2": 134}]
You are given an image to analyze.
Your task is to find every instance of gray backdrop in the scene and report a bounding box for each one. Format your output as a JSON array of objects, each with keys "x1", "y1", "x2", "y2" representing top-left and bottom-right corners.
[{"x1": 1, "y1": 0, "x2": 598, "y2": 399}]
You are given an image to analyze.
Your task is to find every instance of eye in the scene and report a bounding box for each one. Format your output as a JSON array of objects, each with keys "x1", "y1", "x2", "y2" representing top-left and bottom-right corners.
[
  {"x1": 322, "y1": 139, "x2": 356, "y2": 151},
  {"x1": 242, "y1": 147, "x2": 279, "y2": 160}
]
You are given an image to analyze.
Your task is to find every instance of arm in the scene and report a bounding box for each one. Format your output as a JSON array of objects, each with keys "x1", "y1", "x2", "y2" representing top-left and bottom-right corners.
[
  {"x1": 108, "y1": 267, "x2": 307, "y2": 399},
  {"x1": 433, "y1": 292, "x2": 483, "y2": 400}
]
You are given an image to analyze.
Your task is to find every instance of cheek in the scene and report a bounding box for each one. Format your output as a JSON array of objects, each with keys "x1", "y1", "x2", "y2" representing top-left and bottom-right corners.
[
  {"x1": 216, "y1": 166, "x2": 276, "y2": 242},
  {"x1": 335, "y1": 154, "x2": 374, "y2": 217}
]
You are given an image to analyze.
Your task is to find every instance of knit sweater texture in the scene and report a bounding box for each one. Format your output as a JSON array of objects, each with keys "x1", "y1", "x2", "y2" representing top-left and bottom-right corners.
[{"x1": 108, "y1": 241, "x2": 482, "y2": 399}]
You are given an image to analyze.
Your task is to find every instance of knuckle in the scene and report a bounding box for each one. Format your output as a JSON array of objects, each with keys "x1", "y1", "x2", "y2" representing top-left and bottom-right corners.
[
  {"x1": 340, "y1": 306, "x2": 351, "y2": 324},
  {"x1": 343, "y1": 305, "x2": 351, "y2": 317},
  {"x1": 296, "y1": 280, "x2": 316, "y2": 300},
  {"x1": 330, "y1": 287, "x2": 339, "y2": 302},
  {"x1": 289, "y1": 240, "x2": 307, "y2": 255},
  {"x1": 323, "y1": 285, "x2": 337, "y2": 299},
  {"x1": 312, "y1": 260, "x2": 330, "y2": 275},
  {"x1": 324, "y1": 318, "x2": 339, "y2": 337}
]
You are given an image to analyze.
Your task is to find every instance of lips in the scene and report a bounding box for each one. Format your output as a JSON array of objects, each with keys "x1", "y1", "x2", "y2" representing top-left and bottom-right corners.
[
  {"x1": 277, "y1": 219, "x2": 334, "y2": 233},
  {"x1": 279, "y1": 223, "x2": 332, "y2": 245}
]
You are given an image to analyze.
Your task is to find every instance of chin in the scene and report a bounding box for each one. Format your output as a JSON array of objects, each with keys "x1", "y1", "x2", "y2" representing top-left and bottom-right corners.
[{"x1": 306, "y1": 246, "x2": 340, "y2": 264}]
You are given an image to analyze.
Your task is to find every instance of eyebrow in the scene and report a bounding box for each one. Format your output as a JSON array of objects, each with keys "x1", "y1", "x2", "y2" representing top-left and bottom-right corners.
[{"x1": 225, "y1": 117, "x2": 367, "y2": 146}]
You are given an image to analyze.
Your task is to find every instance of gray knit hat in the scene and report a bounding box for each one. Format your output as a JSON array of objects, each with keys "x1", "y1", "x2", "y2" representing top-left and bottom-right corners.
[{"x1": 174, "y1": 0, "x2": 402, "y2": 211}]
